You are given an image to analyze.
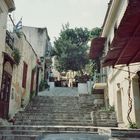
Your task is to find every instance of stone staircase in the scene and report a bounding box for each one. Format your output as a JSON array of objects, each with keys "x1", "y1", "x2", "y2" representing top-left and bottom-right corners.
[
  {"x1": 0, "y1": 93, "x2": 117, "y2": 139},
  {"x1": 14, "y1": 94, "x2": 117, "y2": 127},
  {"x1": 14, "y1": 95, "x2": 100, "y2": 126}
]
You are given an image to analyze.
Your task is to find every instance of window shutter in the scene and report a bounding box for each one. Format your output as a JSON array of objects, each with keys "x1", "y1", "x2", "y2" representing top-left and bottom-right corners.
[{"x1": 22, "y1": 62, "x2": 28, "y2": 88}]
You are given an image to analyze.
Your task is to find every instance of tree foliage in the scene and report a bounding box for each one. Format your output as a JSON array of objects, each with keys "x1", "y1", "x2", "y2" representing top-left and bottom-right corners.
[{"x1": 53, "y1": 24, "x2": 101, "y2": 74}]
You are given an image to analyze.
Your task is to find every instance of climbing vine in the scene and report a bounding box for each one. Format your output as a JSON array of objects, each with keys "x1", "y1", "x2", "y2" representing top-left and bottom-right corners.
[{"x1": 127, "y1": 66, "x2": 133, "y2": 125}]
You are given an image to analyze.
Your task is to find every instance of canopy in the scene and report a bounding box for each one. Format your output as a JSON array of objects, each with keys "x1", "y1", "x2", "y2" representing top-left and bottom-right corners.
[
  {"x1": 89, "y1": 37, "x2": 106, "y2": 59},
  {"x1": 103, "y1": 0, "x2": 140, "y2": 67}
]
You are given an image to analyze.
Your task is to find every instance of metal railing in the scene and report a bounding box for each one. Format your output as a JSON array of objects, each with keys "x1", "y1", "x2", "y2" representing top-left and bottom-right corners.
[
  {"x1": 5, "y1": 30, "x2": 14, "y2": 50},
  {"x1": 93, "y1": 73, "x2": 107, "y2": 83}
]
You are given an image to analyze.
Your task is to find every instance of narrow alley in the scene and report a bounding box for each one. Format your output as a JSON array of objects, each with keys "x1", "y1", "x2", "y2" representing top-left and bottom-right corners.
[{"x1": 0, "y1": 0, "x2": 140, "y2": 139}]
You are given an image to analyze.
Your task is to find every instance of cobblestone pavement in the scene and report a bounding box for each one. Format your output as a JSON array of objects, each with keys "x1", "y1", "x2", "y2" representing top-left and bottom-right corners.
[
  {"x1": 39, "y1": 87, "x2": 79, "y2": 96},
  {"x1": 37, "y1": 133, "x2": 140, "y2": 140}
]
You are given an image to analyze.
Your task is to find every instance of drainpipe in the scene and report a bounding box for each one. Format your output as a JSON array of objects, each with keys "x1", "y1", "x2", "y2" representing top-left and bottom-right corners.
[{"x1": 35, "y1": 65, "x2": 40, "y2": 96}]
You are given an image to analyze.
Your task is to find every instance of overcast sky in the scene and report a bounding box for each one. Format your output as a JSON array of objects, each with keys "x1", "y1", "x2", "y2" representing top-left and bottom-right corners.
[{"x1": 14, "y1": 0, "x2": 109, "y2": 42}]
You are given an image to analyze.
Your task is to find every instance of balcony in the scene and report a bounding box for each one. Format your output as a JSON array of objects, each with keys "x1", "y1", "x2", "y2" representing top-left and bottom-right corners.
[
  {"x1": 93, "y1": 73, "x2": 107, "y2": 91},
  {"x1": 5, "y1": 31, "x2": 14, "y2": 50}
]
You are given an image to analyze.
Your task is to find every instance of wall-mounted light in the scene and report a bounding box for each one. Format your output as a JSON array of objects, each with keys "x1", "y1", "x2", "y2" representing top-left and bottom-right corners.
[
  {"x1": 137, "y1": 71, "x2": 140, "y2": 77},
  {"x1": 117, "y1": 83, "x2": 120, "y2": 89}
]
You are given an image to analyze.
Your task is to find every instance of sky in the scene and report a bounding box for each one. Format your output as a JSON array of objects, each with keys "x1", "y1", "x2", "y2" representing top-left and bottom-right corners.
[{"x1": 14, "y1": 0, "x2": 109, "y2": 42}]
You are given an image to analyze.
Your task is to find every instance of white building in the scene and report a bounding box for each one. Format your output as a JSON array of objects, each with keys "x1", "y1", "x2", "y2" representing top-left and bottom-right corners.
[
  {"x1": 23, "y1": 26, "x2": 52, "y2": 91},
  {"x1": 90, "y1": 0, "x2": 140, "y2": 128}
]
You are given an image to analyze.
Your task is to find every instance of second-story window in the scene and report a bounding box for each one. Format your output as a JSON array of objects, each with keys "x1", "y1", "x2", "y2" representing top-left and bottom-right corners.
[
  {"x1": 0, "y1": 7, "x2": 2, "y2": 15},
  {"x1": 114, "y1": 24, "x2": 118, "y2": 36},
  {"x1": 108, "y1": 40, "x2": 111, "y2": 51},
  {"x1": 0, "y1": 6, "x2": 3, "y2": 19},
  {"x1": 22, "y1": 62, "x2": 28, "y2": 88}
]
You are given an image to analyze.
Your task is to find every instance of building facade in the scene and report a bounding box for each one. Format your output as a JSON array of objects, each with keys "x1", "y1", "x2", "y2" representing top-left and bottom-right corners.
[
  {"x1": 90, "y1": 0, "x2": 140, "y2": 128},
  {"x1": 8, "y1": 32, "x2": 38, "y2": 118},
  {"x1": 22, "y1": 26, "x2": 52, "y2": 92},
  {"x1": 0, "y1": 0, "x2": 16, "y2": 119},
  {"x1": 0, "y1": 0, "x2": 38, "y2": 119}
]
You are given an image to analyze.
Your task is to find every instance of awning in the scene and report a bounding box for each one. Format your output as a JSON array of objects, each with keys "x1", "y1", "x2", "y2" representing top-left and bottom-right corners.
[
  {"x1": 103, "y1": 0, "x2": 140, "y2": 67},
  {"x1": 89, "y1": 37, "x2": 106, "y2": 59}
]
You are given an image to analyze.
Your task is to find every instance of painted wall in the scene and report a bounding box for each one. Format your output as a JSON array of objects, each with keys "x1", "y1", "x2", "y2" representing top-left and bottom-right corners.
[
  {"x1": 0, "y1": 0, "x2": 9, "y2": 88},
  {"x1": 8, "y1": 33, "x2": 37, "y2": 118},
  {"x1": 101, "y1": 0, "x2": 140, "y2": 127},
  {"x1": 22, "y1": 26, "x2": 51, "y2": 87},
  {"x1": 22, "y1": 26, "x2": 49, "y2": 58}
]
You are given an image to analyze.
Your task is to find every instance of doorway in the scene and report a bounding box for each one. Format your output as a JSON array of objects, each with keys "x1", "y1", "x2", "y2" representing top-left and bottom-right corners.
[
  {"x1": 0, "y1": 61, "x2": 13, "y2": 119},
  {"x1": 132, "y1": 72, "x2": 140, "y2": 127},
  {"x1": 116, "y1": 89, "x2": 123, "y2": 123},
  {"x1": 30, "y1": 69, "x2": 35, "y2": 100}
]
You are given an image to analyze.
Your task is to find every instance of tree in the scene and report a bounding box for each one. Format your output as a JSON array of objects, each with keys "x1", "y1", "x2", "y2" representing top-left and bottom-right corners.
[
  {"x1": 88, "y1": 27, "x2": 102, "y2": 76},
  {"x1": 89, "y1": 27, "x2": 102, "y2": 39},
  {"x1": 52, "y1": 24, "x2": 101, "y2": 75}
]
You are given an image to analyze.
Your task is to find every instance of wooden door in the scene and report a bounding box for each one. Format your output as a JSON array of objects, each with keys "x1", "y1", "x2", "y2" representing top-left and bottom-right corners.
[{"x1": 0, "y1": 61, "x2": 13, "y2": 119}]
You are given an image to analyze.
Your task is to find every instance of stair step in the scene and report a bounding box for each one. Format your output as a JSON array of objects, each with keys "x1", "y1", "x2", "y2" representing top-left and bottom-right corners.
[
  {"x1": 15, "y1": 121, "x2": 92, "y2": 125},
  {"x1": 0, "y1": 126, "x2": 98, "y2": 139},
  {"x1": 14, "y1": 95, "x2": 117, "y2": 127},
  {"x1": 0, "y1": 126, "x2": 98, "y2": 132},
  {"x1": 0, "y1": 135, "x2": 38, "y2": 140}
]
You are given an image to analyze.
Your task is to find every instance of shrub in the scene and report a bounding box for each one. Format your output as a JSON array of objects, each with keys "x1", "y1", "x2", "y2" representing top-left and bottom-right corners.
[
  {"x1": 129, "y1": 122, "x2": 138, "y2": 129},
  {"x1": 39, "y1": 80, "x2": 49, "y2": 91},
  {"x1": 12, "y1": 48, "x2": 21, "y2": 65}
]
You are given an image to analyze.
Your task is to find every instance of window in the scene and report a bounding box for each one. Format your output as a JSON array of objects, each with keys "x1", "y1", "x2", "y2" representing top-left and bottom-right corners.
[
  {"x1": 114, "y1": 24, "x2": 118, "y2": 36},
  {"x1": 107, "y1": 39, "x2": 111, "y2": 51},
  {"x1": 22, "y1": 62, "x2": 28, "y2": 88},
  {"x1": 0, "y1": 7, "x2": 3, "y2": 14},
  {"x1": 0, "y1": 7, "x2": 3, "y2": 23}
]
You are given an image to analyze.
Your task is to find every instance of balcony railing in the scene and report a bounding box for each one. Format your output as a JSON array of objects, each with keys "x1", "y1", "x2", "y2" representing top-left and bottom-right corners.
[
  {"x1": 6, "y1": 30, "x2": 14, "y2": 50},
  {"x1": 93, "y1": 73, "x2": 107, "y2": 83}
]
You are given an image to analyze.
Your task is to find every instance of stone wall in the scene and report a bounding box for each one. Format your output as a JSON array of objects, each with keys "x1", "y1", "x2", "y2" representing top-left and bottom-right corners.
[
  {"x1": 79, "y1": 94, "x2": 104, "y2": 108},
  {"x1": 0, "y1": 0, "x2": 9, "y2": 88},
  {"x1": 91, "y1": 110, "x2": 117, "y2": 127},
  {"x1": 8, "y1": 33, "x2": 37, "y2": 118}
]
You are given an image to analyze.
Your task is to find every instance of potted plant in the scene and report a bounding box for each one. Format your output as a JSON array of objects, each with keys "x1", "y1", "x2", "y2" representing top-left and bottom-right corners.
[{"x1": 12, "y1": 48, "x2": 21, "y2": 65}]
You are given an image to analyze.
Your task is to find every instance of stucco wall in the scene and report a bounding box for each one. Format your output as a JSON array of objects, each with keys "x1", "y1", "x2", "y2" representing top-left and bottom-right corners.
[
  {"x1": 22, "y1": 26, "x2": 51, "y2": 86},
  {"x1": 22, "y1": 26, "x2": 49, "y2": 57},
  {"x1": 101, "y1": 0, "x2": 129, "y2": 108},
  {"x1": 0, "y1": 0, "x2": 9, "y2": 88},
  {"x1": 101, "y1": 0, "x2": 140, "y2": 127},
  {"x1": 8, "y1": 34, "x2": 37, "y2": 118},
  {"x1": 108, "y1": 65, "x2": 140, "y2": 127}
]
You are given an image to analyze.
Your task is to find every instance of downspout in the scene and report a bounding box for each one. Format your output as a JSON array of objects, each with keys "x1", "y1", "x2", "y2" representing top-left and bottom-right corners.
[{"x1": 35, "y1": 65, "x2": 39, "y2": 96}]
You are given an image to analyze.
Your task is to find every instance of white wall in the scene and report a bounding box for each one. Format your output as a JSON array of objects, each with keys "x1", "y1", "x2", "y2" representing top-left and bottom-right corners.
[
  {"x1": 8, "y1": 33, "x2": 37, "y2": 118},
  {"x1": 22, "y1": 26, "x2": 51, "y2": 86},
  {"x1": 101, "y1": 0, "x2": 140, "y2": 127},
  {"x1": 0, "y1": 0, "x2": 9, "y2": 89},
  {"x1": 22, "y1": 26, "x2": 49, "y2": 57}
]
